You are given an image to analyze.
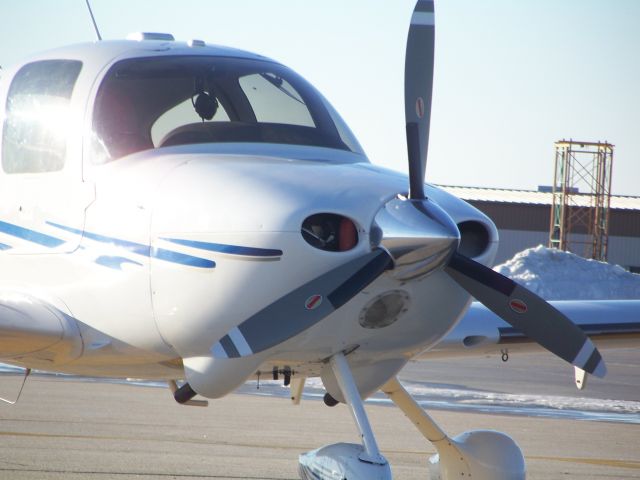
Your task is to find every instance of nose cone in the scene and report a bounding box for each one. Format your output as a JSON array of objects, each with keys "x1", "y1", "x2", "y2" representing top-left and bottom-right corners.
[{"x1": 375, "y1": 197, "x2": 460, "y2": 280}]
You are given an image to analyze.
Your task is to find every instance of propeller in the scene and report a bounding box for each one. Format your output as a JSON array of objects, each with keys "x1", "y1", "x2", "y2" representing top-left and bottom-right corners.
[{"x1": 403, "y1": 1, "x2": 606, "y2": 377}]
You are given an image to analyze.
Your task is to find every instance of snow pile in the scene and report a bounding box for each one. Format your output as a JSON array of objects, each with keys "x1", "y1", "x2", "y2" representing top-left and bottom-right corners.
[
  {"x1": 493, "y1": 245, "x2": 640, "y2": 300},
  {"x1": 242, "y1": 377, "x2": 640, "y2": 424}
]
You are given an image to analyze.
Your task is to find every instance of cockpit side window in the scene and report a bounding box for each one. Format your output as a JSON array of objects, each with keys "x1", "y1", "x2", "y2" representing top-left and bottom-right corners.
[
  {"x1": 2, "y1": 60, "x2": 82, "y2": 173},
  {"x1": 90, "y1": 55, "x2": 363, "y2": 163}
]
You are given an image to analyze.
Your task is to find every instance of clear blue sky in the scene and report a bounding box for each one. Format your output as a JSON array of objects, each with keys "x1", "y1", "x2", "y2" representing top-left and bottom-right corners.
[{"x1": 1, "y1": 0, "x2": 639, "y2": 195}]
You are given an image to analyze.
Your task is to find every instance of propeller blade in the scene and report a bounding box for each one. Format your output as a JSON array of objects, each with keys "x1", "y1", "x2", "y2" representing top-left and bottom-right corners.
[
  {"x1": 212, "y1": 249, "x2": 393, "y2": 358},
  {"x1": 445, "y1": 252, "x2": 607, "y2": 377},
  {"x1": 405, "y1": 0, "x2": 435, "y2": 200}
]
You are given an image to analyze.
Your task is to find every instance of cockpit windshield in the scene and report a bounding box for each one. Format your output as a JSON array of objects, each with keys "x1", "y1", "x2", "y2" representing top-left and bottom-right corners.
[{"x1": 90, "y1": 55, "x2": 363, "y2": 163}]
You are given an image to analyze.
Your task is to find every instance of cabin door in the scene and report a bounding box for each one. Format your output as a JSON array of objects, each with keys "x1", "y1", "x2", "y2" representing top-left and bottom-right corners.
[{"x1": 0, "y1": 59, "x2": 93, "y2": 254}]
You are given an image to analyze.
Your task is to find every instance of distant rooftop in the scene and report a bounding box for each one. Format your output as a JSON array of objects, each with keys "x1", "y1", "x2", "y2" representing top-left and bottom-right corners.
[{"x1": 437, "y1": 185, "x2": 640, "y2": 211}]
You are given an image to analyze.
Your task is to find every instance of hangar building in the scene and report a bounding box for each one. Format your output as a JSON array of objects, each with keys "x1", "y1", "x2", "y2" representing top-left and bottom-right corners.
[{"x1": 440, "y1": 186, "x2": 640, "y2": 272}]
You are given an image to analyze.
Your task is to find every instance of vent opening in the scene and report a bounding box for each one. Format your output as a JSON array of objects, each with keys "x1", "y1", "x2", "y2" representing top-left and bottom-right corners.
[
  {"x1": 457, "y1": 221, "x2": 490, "y2": 258},
  {"x1": 301, "y1": 214, "x2": 358, "y2": 252}
]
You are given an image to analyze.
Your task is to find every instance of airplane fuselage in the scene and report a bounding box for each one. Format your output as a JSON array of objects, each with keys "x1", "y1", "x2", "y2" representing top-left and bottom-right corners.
[{"x1": 0, "y1": 37, "x2": 497, "y2": 397}]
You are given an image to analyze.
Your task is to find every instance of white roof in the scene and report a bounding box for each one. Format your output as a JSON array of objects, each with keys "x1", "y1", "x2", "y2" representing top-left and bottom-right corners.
[
  {"x1": 438, "y1": 185, "x2": 640, "y2": 211},
  {"x1": 2, "y1": 38, "x2": 273, "y2": 82},
  {"x1": 26, "y1": 38, "x2": 268, "y2": 64}
]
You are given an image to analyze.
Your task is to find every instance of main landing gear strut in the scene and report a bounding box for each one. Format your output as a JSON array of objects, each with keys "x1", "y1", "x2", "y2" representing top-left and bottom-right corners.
[
  {"x1": 382, "y1": 377, "x2": 526, "y2": 479},
  {"x1": 299, "y1": 353, "x2": 526, "y2": 480}
]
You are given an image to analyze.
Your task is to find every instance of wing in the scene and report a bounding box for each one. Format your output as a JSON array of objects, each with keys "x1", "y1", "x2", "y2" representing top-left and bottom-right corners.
[
  {"x1": 421, "y1": 299, "x2": 640, "y2": 359},
  {"x1": 0, "y1": 292, "x2": 82, "y2": 366}
]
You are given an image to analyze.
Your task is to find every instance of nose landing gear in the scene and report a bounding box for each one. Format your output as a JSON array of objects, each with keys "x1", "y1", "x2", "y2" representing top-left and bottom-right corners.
[{"x1": 298, "y1": 352, "x2": 392, "y2": 479}]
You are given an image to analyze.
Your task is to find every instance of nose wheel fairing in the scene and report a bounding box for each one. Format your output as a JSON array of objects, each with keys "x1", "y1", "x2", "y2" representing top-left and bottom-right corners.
[{"x1": 299, "y1": 443, "x2": 391, "y2": 480}]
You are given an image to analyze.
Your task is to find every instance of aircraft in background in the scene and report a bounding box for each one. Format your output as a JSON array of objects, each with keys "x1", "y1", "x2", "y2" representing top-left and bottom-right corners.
[{"x1": 0, "y1": 1, "x2": 637, "y2": 478}]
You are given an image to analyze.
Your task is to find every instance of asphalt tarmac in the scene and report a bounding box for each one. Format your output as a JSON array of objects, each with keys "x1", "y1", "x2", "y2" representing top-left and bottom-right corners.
[{"x1": 0, "y1": 350, "x2": 638, "y2": 480}]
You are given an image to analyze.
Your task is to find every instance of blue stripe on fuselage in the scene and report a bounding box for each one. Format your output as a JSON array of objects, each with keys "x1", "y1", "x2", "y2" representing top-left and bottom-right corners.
[
  {"x1": 152, "y1": 247, "x2": 216, "y2": 268},
  {"x1": 0, "y1": 220, "x2": 65, "y2": 247},
  {"x1": 47, "y1": 222, "x2": 215, "y2": 269},
  {"x1": 161, "y1": 237, "x2": 282, "y2": 258}
]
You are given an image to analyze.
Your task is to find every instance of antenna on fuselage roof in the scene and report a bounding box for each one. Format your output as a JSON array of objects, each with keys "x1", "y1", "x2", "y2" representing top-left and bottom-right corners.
[{"x1": 85, "y1": 0, "x2": 103, "y2": 41}]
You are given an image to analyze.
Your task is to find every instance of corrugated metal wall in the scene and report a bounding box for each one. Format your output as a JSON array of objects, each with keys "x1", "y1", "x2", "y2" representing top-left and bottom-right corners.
[{"x1": 467, "y1": 201, "x2": 640, "y2": 270}]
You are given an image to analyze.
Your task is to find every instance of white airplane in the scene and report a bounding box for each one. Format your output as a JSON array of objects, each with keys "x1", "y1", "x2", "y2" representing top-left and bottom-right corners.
[{"x1": 0, "y1": 1, "x2": 637, "y2": 478}]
